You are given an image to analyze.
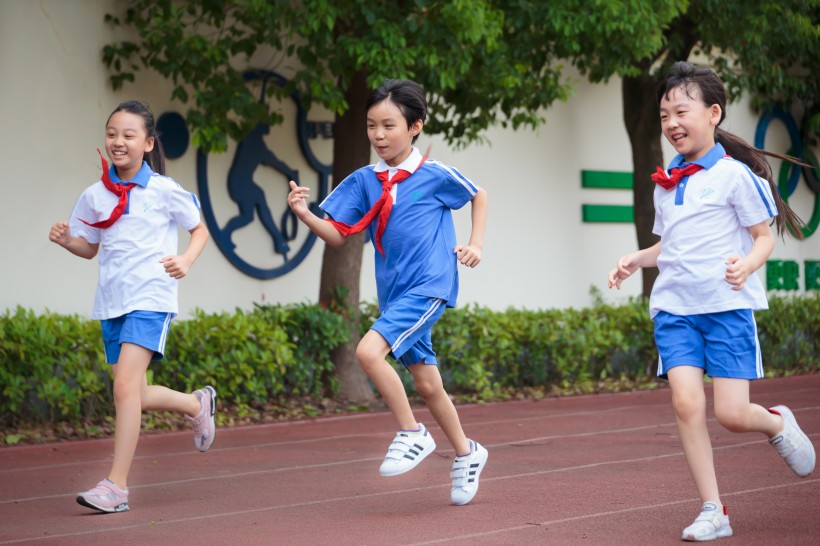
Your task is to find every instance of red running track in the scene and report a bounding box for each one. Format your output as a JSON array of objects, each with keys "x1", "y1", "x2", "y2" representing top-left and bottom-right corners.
[{"x1": 1, "y1": 375, "x2": 818, "y2": 545}]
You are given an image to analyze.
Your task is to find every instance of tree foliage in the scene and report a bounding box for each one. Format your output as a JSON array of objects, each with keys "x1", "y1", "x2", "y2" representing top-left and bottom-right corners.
[{"x1": 102, "y1": 0, "x2": 681, "y2": 152}]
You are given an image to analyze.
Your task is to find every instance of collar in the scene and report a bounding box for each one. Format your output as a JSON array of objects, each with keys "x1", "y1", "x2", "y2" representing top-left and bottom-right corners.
[
  {"x1": 373, "y1": 147, "x2": 423, "y2": 174},
  {"x1": 109, "y1": 161, "x2": 153, "y2": 187},
  {"x1": 667, "y1": 143, "x2": 726, "y2": 172}
]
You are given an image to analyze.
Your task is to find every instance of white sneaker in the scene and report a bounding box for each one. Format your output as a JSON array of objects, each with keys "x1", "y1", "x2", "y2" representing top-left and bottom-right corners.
[
  {"x1": 769, "y1": 405, "x2": 815, "y2": 477},
  {"x1": 682, "y1": 502, "x2": 732, "y2": 542},
  {"x1": 450, "y1": 440, "x2": 488, "y2": 505},
  {"x1": 379, "y1": 423, "x2": 436, "y2": 477}
]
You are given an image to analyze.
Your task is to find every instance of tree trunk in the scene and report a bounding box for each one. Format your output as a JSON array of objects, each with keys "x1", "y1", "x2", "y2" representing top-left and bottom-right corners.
[
  {"x1": 319, "y1": 70, "x2": 376, "y2": 403},
  {"x1": 622, "y1": 74, "x2": 664, "y2": 298}
]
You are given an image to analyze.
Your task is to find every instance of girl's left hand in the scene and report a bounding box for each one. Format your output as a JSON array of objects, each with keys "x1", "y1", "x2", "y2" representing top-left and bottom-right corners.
[
  {"x1": 455, "y1": 244, "x2": 481, "y2": 268},
  {"x1": 160, "y1": 255, "x2": 192, "y2": 279},
  {"x1": 724, "y1": 255, "x2": 751, "y2": 290}
]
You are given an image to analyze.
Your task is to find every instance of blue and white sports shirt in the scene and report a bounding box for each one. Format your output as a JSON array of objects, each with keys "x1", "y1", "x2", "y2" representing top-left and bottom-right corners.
[{"x1": 321, "y1": 147, "x2": 479, "y2": 310}]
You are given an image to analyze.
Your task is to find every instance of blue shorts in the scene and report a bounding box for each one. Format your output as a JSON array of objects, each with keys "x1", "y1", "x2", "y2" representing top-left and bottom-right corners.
[
  {"x1": 654, "y1": 309, "x2": 763, "y2": 380},
  {"x1": 371, "y1": 296, "x2": 446, "y2": 368},
  {"x1": 100, "y1": 311, "x2": 175, "y2": 364}
]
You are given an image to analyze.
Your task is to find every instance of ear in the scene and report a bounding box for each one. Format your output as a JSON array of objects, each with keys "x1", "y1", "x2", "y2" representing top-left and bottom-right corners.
[
  {"x1": 410, "y1": 119, "x2": 424, "y2": 137},
  {"x1": 144, "y1": 136, "x2": 155, "y2": 153},
  {"x1": 709, "y1": 104, "x2": 722, "y2": 126}
]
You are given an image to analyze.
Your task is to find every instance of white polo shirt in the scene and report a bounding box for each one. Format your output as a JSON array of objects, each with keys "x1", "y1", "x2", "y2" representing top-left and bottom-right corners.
[
  {"x1": 650, "y1": 143, "x2": 777, "y2": 319},
  {"x1": 69, "y1": 162, "x2": 202, "y2": 320}
]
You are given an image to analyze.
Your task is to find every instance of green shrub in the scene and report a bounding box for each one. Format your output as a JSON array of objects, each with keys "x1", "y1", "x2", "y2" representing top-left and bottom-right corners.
[
  {"x1": 0, "y1": 307, "x2": 108, "y2": 425},
  {"x1": 0, "y1": 303, "x2": 347, "y2": 427},
  {"x1": 2, "y1": 294, "x2": 817, "y2": 429},
  {"x1": 362, "y1": 293, "x2": 817, "y2": 395},
  {"x1": 757, "y1": 293, "x2": 820, "y2": 372}
]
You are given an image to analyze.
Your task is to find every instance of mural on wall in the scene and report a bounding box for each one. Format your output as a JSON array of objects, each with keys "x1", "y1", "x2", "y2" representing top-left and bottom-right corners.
[
  {"x1": 755, "y1": 108, "x2": 820, "y2": 291},
  {"x1": 193, "y1": 71, "x2": 332, "y2": 279}
]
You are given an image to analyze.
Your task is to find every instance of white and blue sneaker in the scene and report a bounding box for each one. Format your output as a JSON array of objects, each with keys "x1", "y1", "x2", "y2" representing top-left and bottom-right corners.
[
  {"x1": 450, "y1": 440, "x2": 488, "y2": 505},
  {"x1": 682, "y1": 502, "x2": 732, "y2": 542},
  {"x1": 379, "y1": 423, "x2": 436, "y2": 477}
]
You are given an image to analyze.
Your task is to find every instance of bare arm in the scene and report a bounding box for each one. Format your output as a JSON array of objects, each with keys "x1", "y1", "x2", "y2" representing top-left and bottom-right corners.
[
  {"x1": 454, "y1": 187, "x2": 488, "y2": 268},
  {"x1": 160, "y1": 222, "x2": 209, "y2": 279},
  {"x1": 48, "y1": 221, "x2": 99, "y2": 259},
  {"x1": 607, "y1": 241, "x2": 661, "y2": 289},
  {"x1": 724, "y1": 221, "x2": 774, "y2": 291},
  {"x1": 287, "y1": 180, "x2": 347, "y2": 247}
]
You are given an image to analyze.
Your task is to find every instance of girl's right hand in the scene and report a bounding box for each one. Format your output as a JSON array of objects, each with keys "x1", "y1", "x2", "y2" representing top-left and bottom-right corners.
[
  {"x1": 287, "y1": 181, "x2": 310, "y2": 218},
  {"x1": 49, "y1": 221, "x2": 71, "y2": 246},
  {"x1": 608, "y1": 253, "x2": 640, "y2": 289}
]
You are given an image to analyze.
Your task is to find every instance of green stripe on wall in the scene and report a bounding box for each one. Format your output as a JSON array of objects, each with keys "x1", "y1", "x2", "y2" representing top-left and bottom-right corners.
[
  {"x1": 582, "y1": 205, "x2": 634, "y2": 223},
  {"x1": 581, "y1": 170, "x2": 633, "y2": 189}
]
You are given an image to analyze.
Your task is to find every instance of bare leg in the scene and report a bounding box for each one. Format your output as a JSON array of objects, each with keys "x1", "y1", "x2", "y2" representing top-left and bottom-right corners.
[
  {"x1": 140, "y1": 378, "x2": 200, "y2": 416},
  {"x1": 107, "y1": 343, "x2": 152, "y2": 490},
  {"x1": 107, "y1": 344, "x2": 203, "y2": 489},
  {"x1": 668, "y1": 366, "x2": 722, "y2": 509},
  {"x1": 712, "y1": 378, "x2": 783, "y2": 437},
  {"x1": 410, "y1": 363, "x2": 470, "y2": 455},
  {"x1": 356, "y1": 330, "x2": 417, "y2": 430}
]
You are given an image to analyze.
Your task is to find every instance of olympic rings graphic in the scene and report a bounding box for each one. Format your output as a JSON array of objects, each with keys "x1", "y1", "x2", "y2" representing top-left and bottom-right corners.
[{"x1": 754, "y1": 107, "x2": 820, "y2": 238}]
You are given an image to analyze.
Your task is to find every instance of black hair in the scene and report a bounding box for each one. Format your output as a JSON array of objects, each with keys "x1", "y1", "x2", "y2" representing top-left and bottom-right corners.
[
  {"x1": 366, "y1": 80, "x2": 427, "y2": 144},
  {"x1": 656, "y1": 62, "x2": 805, "y2": 239},
  {"x1": 107, "y1": 100, "x2": 166, "y2": 175}
]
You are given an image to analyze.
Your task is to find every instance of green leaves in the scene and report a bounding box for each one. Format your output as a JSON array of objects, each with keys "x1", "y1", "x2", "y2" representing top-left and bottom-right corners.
[
  {"x1": 0, "y1": 303, "x2": 347, "y2": 428},
  {"x1": 96, "y1": 0, "x2": 613, "y2": 151},
  {"x1": 359, "y1": 292, "x2": 820, "y2": 397},
  {"x1": 2, "y1": 295, "x2": 817, "y2": 436}
]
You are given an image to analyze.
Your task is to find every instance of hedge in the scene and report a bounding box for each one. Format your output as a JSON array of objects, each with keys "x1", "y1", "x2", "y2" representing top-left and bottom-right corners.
[{"x1": 1, "y1": 293, "x2": 817, "y2": 428}]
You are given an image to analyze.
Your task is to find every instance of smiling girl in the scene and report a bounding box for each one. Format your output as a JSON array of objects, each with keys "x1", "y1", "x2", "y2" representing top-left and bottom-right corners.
[
  {"x1": 608, "y1": 62, "x2": 814, "y2": 541},
  {"x1": 50, "y1": 100, "x2": 214, "y2": 513},
  {"x1": 288, "y1": 79, "x2": 489, "y2": 506}
]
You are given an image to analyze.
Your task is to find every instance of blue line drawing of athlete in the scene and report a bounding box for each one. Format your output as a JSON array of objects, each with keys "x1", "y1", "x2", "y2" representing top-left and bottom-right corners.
[{"x1": 222, "y1": 122, "x2": 296, "y2": 260}]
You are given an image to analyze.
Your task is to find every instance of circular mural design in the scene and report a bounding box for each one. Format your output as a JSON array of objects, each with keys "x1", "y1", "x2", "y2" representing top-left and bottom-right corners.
[{"x1": 196, "y1": 71, "x2": 332, "y2": 278}]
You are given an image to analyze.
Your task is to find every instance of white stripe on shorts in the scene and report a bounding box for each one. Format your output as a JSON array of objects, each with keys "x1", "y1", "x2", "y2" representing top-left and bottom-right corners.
[
  {"x1": 157, "y1": 313, "x2": 173, "y2": 354},
  {"x1": 752, "y1": 314, "x2": 764, "y2": 379},
  {"x1": 390, "y1": 298, "x2": 443, "y2": 354}
]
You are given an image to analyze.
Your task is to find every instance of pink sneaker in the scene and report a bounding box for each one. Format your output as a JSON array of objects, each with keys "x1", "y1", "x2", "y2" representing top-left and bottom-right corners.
[
  {"x1": 76, "y1": 479, "x2": 129, "y2": 513},
  {"x1": 187, "y1": 386, "x2": 217, "y2": 452}
]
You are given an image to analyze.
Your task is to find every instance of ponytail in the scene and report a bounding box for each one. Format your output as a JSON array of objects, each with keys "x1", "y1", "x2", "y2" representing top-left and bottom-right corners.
[{"x1": 715, "y1": 129, "x2": 805, "y2": 240}]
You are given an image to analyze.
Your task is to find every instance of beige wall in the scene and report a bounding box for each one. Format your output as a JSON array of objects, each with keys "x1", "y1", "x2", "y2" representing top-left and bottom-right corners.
[{"x1": 2, "y1": 0, "x2": 818, "y2": 319}]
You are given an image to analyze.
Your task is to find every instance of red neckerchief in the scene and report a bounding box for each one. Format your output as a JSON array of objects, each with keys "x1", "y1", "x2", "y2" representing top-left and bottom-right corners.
[
  {"x1": 650, "y1": 163, "x2": 704, "y2": 190},
  {"x1": 327, "y1": 157, "x2": 426, "y2": 255},
  {"x1": 80, "y1": 149, "x2": 138, "y2": 228}
]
